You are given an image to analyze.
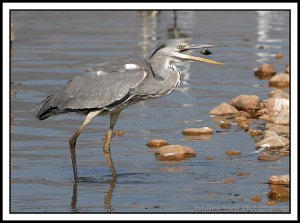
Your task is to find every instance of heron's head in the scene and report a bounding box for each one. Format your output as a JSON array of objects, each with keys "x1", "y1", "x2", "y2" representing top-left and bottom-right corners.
[{"x1": 148, "y1": 41, "x2": 224, "y2": 65}]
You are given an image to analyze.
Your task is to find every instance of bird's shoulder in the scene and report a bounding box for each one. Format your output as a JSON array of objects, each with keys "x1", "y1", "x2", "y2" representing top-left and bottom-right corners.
[{"x1": 84, "y1": 56, "x2": 149, "y2": 76}]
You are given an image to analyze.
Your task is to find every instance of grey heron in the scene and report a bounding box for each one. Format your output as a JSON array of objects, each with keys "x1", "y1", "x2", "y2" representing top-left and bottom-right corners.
[{"x1": 33, "y1": 41, "x2": 223, "y2": 182}]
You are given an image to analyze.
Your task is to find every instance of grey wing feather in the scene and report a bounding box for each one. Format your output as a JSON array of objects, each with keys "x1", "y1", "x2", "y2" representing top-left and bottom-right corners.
[{"x1": 49, "y1": 57, "x2": 148, "y2": 110}]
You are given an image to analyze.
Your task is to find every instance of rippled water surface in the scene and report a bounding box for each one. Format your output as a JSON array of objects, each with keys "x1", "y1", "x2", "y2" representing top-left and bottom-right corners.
[{"x1": 10, "y1": 11, "x2": 290, "y2": 212}]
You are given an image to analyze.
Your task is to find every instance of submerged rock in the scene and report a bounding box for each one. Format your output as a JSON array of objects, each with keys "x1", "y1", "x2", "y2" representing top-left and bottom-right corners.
[
  {"x1": 268, "y1": 185, "x2": 289, "y2": 202},
  {"x1": 275, "y1": 52, "x2": 284, "y2": 59},
  {"x1": 269, "y1": 73, "x2": 289, "y2": 88},
  {"x1": 155, "y1": 145, "x2": 196, "y2": 161},
  {"x1": 209, "y1": 103, "x2": 238, "y2": 115},
  {"x1": 254, "y1": 64, "x2": 276, "y2": 78},
  {"x1": 258, "y1": 154, "x2": 281, "y2": 162},
  {"x1": 230, "y1": 95, "x2": 260, "y2": 111},
  {"x1": 251, "y1": 195, "x2": 262, "y2": 202},
  {"x1": 248, "y1": 129, "x2": 263, "y2": 137}
]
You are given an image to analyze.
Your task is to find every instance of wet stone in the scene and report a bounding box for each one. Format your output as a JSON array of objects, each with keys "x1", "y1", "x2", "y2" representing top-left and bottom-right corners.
[
  {"x1": 225, "y1": 150, "x2": 241, "y2": 156},
  {"x1": 256, "y1": 136, "x2": 289, "y2": 149},
  {"x1": 230, "y1": 95, "x2": 260, "y2": 111},
  {"x1": 146, "y1": 139, "x2": 169, "y2": 148},
  {"x1": 209, "y1": 103, "x2": 238, "y2": 115},
  {"x1": 182, "y1": 127, "x2": 213, "y2": 135},
  {"x1": 269, "y1": 175, "x2": 289, "y2": 185},
  {"x1": 269, "y1": 73, "x2": 290, "y2": 88},
  {"x1": 268, "y1": 185, "x2": 289, "y2": 202},
  {"x1": 258, "y1": 154, "x2": 281, "y2": 162},
  {"x1": 206, "y1": 156, "x2": 214, "y2": 160},
  {"x1": 254, "y1": 64, "x2": 276, "y2": 78},
  {"x1": 219, "y1": 121, "x2": 231, "y2": 129},
  {"x1": 155, "y1": 145, "x2": 196, "y2": 161}
]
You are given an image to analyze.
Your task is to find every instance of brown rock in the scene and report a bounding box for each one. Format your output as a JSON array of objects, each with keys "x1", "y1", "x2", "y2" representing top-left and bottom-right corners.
[
  {"x1": 269, "y1": 89, "x2": 289, "y2": 99},
  {"x1": 219, "y1": 121, "x2": 231, "y2": 129},
  {"x1": 146, "y1": 139, "x2": 169, "y2": 148},
  {"x1": 237, "y1": 172, "x2": 251, "y2": 176},
  {"x1": 268, "y1": 185, "x2": 289, "y2": 202},
  {"x1": 265, "y1": 123, "x2": 289, "y2": 134},
  {"x1": 248, "y1": 129, "x2": 263, "y2": 137},
  {"x1": 225, "y1": 150, "x2": 241, "y2": 156},
  {"x1": 285, "y1": 64, "x2": 289, "y2": 74},
  {"x1": 254, "y1": 64, "x2": 276, "y2": 78},
  {"x1": 269, "y1": 73, "x2": 290, "y2": 88},
  {"x1": 184, "y1": 135, "x2": 213, "y2": 141},
  {"x1": 209, "y1": 103, "x2": 238, "y2": 115},
  {"x1": 235, "y1": 116, "x2": 247, "y2": 123},
  {"x1": 258, "y1": 154, "x2": 281, "y2": 162},
  {"x1": 223, "y1": 178, "x2": 236, "y2": 184},
  {"x1": 155, "y1": 145, "x2": 196, "y2": 161},
  {"x1": 275, "y1": 52, "x2": 284, "y2": 59},
  {"x1": 206, "y1": 156, "x2": 214, "y2": 160},
  {"x1": 251, "y1": 195, "x2": 262, "y2": 202},
  {"x1": 269, "y1": 175, "x2": 289, "y2": 185},
  {"x1": 273, "y1": 109, "x2": 289, "y2": 125},
  {"x1": 258, "y1": 114, "x2": 272, "y2": 122},
  {"x1": 230, "y1": 95, "x2": 260, "y2": 111},
  {"x1": 236, "y1": 111, "x2": 251, "y2": 118},
  {"x1": 238, "y1": 122, "x2": 249, "y2": 129},
  {"x1": 182, "y1": 127, "x2": 213, "y2": 135},
  {"x1": 256, "y1": 136, "x2": 289, "y2": 149},
  {"x1": 266, "y1": 201, "x2": 278, "y2": 206}
]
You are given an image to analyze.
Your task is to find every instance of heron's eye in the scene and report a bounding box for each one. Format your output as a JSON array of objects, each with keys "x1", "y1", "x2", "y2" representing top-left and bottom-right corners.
[{"x1": 177, "y1": 45, "x2": 184, "y2": 50}]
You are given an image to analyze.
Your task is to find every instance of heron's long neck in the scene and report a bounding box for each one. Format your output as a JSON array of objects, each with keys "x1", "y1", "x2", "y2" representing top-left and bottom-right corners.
[{"x1": 148, "y1": 56, "x2": 173, "y2": 79}]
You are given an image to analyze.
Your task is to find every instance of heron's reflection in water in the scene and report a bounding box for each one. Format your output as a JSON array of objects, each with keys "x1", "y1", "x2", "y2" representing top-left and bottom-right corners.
[{"x1": 70, "y1": 178, "x2": 116, "y2": 213}]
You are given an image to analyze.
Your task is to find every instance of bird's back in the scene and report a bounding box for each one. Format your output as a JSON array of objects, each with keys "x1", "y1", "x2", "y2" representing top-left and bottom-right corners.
[{"x1": 33, "y1": 56, "x2": 152, "y2": 120}]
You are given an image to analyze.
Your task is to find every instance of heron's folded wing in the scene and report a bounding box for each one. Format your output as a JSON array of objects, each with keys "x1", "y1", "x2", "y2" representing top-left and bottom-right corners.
[{"x1": 50, "y1": 68, "x2": 147, "y2": 110}]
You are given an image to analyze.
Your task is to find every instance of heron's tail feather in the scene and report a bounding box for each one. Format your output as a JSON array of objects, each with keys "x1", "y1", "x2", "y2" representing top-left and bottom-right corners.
[{"x1": 32, "y1": 95, "x2": 55, "y2": 120}]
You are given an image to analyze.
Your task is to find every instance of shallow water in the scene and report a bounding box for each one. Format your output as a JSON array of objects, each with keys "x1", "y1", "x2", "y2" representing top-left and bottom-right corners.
[{"x1": 10, "y1": 11, "x2": 290, "y2": 213}]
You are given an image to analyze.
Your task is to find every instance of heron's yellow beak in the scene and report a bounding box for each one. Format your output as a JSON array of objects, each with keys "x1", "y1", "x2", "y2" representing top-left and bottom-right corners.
[{"x1": 175, "y1": 52, "x2": 223, "y2": 65}]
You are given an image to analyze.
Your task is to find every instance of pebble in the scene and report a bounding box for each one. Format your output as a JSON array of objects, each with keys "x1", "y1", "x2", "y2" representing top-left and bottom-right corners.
[
  {"x1": 223, "y1": 178, "x2": 236, "y2": 184},
  {"x1": 258, "y1": 154, "x2": 281, "y2": 162},
  {"x1": 114, "y1": 130, "x2": 125, "y2": 136},
  {"x1": 182, "y1": 127, "x2": 213, "y2": 135},
  {"x1": 209, "y1": 103, "x2": 238, "y2": 115},
  {"x1": 254, "y1": 64, "x2": 276, "y2": 78},
  {"x1": 269, "y1": 73, "x2": 290, "y2": 88},
  {"x1": 266, "y1": 201, "x2": 278, "y2": 206},
  {"x1": 155, "y1": 145, "x2": 196, "y2": 161},
  {"x1": 269, "y1": 175, "x2": 289, "y2": 185},
  {"x1": 275, "y1": 52, "x2": 284, "y2": 59},
  {"x1": 230, "y1": 95, "x2": 260, "y2": 111},
  {"x1": 206, "y1": 156, "x2": 214, "y2": 160},
  {"x1": 146, "y1": 139, "x2": 169, "y2": 148},
  {"x1": 251, "y1": 195, "x2": 262, "y2": 202},
  {"x1": 225, "y1": 150, "x2": 241, "y2": 156}
]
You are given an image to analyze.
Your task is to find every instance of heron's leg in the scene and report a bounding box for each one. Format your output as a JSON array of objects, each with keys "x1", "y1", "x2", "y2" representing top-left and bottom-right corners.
[
  {"x1": 69, "y1": 110, "x2": 102, "y2": 182},
  {"x1": 103, "y1": 111, "x2": 121, "y2": 178}
]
